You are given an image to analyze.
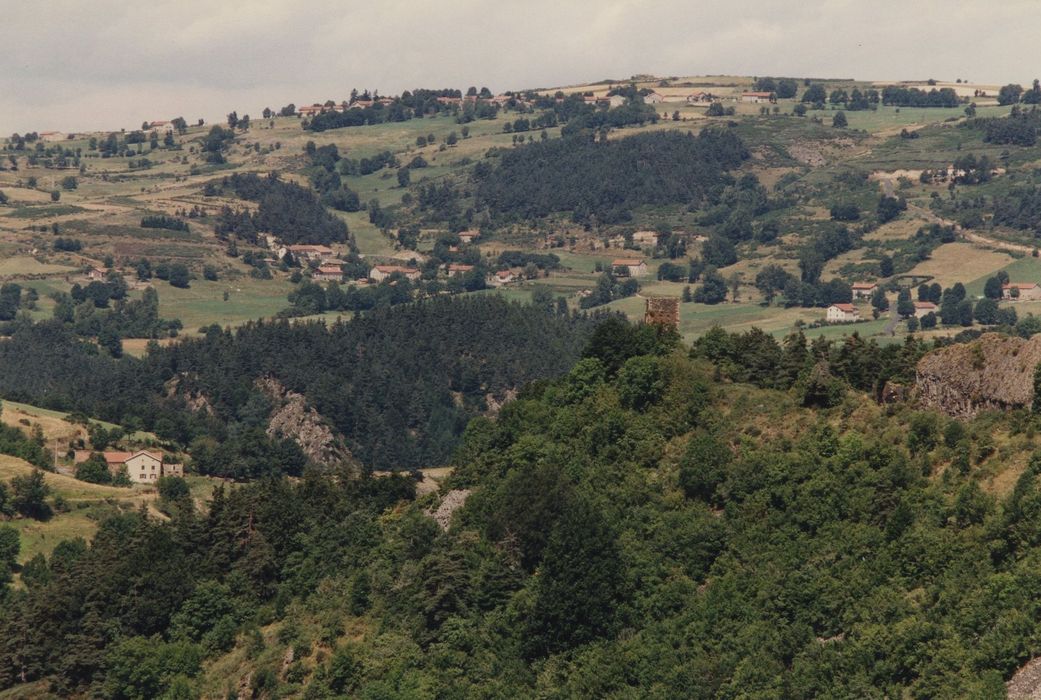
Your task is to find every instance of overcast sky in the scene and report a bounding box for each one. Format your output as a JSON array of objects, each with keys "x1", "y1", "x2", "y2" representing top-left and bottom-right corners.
[{"x1": 3, "y1": 0, "x2": 1040, "y2": 134}]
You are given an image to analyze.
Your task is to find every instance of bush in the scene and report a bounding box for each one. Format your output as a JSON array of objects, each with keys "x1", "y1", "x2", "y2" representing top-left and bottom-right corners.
[
  {"x1": 616, "y1": 356, "x2": 665, "y2": 411},
  {"x1": 678, "y1": 433, "x2": 730, "y2": 502},
  {"x1": 830, "y1": 203, "x2": 860, "y2": 222},
  {"x1": 75, "y1": 454, "x2": 112, "y2": 485},
  {"x1": 168, "y1": 264, "x2": 190, "y2": 289}
]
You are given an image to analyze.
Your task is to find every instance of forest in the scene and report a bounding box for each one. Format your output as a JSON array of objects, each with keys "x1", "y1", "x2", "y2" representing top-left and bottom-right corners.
[
  {"x1": 210, "y1": 173, "x2": 352, "y2": 246},
  {"x1": 0, "y1": 296, "x2": 600, "y2": 471},
  {"x1": 3, "y1": 316, "x2": 1041, "y2": 697},
  {"x1": 473, "y1": 129, "x2": 748, "y2": 225}
]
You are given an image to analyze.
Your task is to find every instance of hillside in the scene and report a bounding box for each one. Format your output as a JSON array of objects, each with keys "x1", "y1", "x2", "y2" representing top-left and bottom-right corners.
[
  {"x1": 9, "y1": 71, "x2": 1041, "y2": 697},
  {"x1": 0, "y1": 296, "x2": 601, "y2": 471},
  {"x1": 4, "y1": 74, "x2": 1041, "y2": 354},
  {"x1": 5, "y1": 319, "x2": 1041, "y2": 696}
]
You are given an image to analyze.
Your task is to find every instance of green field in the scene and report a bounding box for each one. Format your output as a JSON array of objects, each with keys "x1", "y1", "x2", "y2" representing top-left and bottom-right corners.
[
  {"x1": 0, "y1": 256, "x2": 77, "y2": 277},
  {"x1": 151, "y1": 276, "x2": 295, "y2": 331},
  {"x1": 966, "y1": 255, "x2": 1041, "y2": 297}
]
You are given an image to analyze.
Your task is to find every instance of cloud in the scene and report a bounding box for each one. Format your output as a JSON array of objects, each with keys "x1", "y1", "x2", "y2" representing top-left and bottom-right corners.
[{"x1": 2, "y1": 0, "x2": 1040, "y2": 133}]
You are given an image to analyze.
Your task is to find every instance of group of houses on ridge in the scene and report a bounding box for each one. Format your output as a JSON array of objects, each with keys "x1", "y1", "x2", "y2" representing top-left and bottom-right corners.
[{"x1": 73, "y1": 450, "x2": 183, "y2": 484}]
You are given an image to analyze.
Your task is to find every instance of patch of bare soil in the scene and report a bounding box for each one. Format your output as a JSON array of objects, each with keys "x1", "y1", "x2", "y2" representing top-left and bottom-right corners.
[{"x1": 788, "y1": 143, "x2": 825, "y2": 167}]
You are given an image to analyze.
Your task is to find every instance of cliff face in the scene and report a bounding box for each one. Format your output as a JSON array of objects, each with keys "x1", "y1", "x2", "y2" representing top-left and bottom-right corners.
[
  {"x1": 916, "y1": 333, "x2": 1041, "y2": 418},
  {"x1": 255, "y1": 377, "x2": 361, "y2": 476}
]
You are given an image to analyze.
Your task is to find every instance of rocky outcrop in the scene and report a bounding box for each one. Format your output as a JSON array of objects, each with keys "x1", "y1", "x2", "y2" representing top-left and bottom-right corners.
[
  {"x1": 485, "y1": 388, "x2": 518, "y2": 416},
  {"x1": 916, "y1": 333, "x2": 1041, "y2": 418},
  {"x1": 255, "y1": 377, "x2": 360, "y2": 476},
  {"x1": 1008, "y1": 657, "x2": 1041, "y2": 699},
  {"x1": 427, "y1": 489, "x2": 471, "y2": 531},
  {"x1": 163, "y1": 373, "x2": 214, "y2": 415}
]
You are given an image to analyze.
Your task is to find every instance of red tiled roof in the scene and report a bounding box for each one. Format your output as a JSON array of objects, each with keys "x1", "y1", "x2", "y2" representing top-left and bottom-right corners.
[
  {"x1": 851, "y1": 282, "x2": 877, "y2": 289},
  {"x1": 914, "y1": 301, "x2": 937, "y2": 309},
  {"x1": 831, "y1": 303, "x2": 857, "y2": 312},
  {"x1": 612, "y1": 258, "x2": 644, "y2": 266},
  {"x1": 1004, "y1": 283, "x2": 1038, "y2": 290}
]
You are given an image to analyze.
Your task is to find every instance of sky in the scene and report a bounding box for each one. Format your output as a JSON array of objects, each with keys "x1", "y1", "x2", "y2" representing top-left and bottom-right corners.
[{"x1": 3, "y1": 0, "x2": 1041, "y2": 134}]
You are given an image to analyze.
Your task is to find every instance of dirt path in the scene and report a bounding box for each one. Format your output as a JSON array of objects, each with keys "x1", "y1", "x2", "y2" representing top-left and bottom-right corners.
[
  {"x1": 883, "y1": 305, "x2": 899, "y2": 336},
  {"x1": 961, "y1": 230, "x2": 1036, "y2": 255}
]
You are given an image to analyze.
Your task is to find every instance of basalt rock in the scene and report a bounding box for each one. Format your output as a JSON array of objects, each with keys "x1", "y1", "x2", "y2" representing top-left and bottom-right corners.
[
  {"x1": 255, "y1": 377, "x2": 361, "y2": 476},
  {"x1": 915, "y1": 332, "x2": 1041, "y2": 419}
]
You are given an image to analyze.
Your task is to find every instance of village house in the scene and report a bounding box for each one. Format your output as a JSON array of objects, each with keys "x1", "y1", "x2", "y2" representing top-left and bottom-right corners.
[
  {"x1": 632, "y1": 230, "x2": 660, "y2": 247},
  {"x1": 596, "y1": 95, "x2": 626, "y2": 108},
  {"x1": 436, "y1": 96, "x2": 462, "y2": 106},
  {"x1": 686, "y1": 92, "x2": 713, "y2": 103},
  {"x1": 492, "y1": 269, "x2": 515, "y2": 285},
  {"x1": 851, "y1": 282, "x2": 878, "y2": 300},
  {"x1": 741, "y1": 91, "x2": 774, "y2": 104},
  {"x1": 39, "y1": 131, "x2": 66, "y2": 142},
  {"x1": 457, "y1": 230, "x2": 480, "y2": 244},
  {"x1": 74, "y1": 450, "x2": 182, "y2": 484},
  {"x1": 826, "y1": 303, "x2": 860, "y2": 323},
  {"x1": 86, "y1": 267, "x2": 108, "y2": 281},
  {"x1": 643, "y1": 91, "x2": 665, "y2": 104},
  {"x1": 312, "y1": 264, "x2": 344, "y2": 282},
  {"x1": 1003, "y1": 283, "x2": 1041, "y2": 301},
  {"x1": 279, "y1": 244, "x2": 334, "y2": 262},
  {"x1": 445, "y1": 263, "x2": 474, "y2": 276},
  {"x1": 297, "y1": 104, "x2": 324, "y2": 117},
  {"x1": 612, "y1": 258, "x2": 649, "y2": 277},
  {"x1": 913, "y1": 301, "x2": 938, "y2": 318},
  {"x1": 369, "y1": 265, "x2": 421, "y2": 283},
  {"x1": 148, "y1": 121, "x2": 173, "y2": 133}
]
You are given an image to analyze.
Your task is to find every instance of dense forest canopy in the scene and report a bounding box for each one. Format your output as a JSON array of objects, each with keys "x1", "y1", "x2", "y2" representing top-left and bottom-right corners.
[
  {"x1": 0, "y1": 296, "x2": 600, "y2": 471},
  {"x1": 211, "y1": 172, "x2": 352, "y2": 246},
  {"x1": 474, "y1": 129, "x2": 748, "y2": 225},
  {"x1": 3, "y1": 319, "x2": 1041, "y2": 697}
]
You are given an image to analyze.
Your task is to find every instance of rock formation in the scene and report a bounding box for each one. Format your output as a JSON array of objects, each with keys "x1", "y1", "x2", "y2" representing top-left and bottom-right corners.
[
  {"x1": 916, "y1": 332, "x2": 1041, "y2": 418},
  {"x1": 255, "y1": 377, "x2": 360, "y2": 476}
]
